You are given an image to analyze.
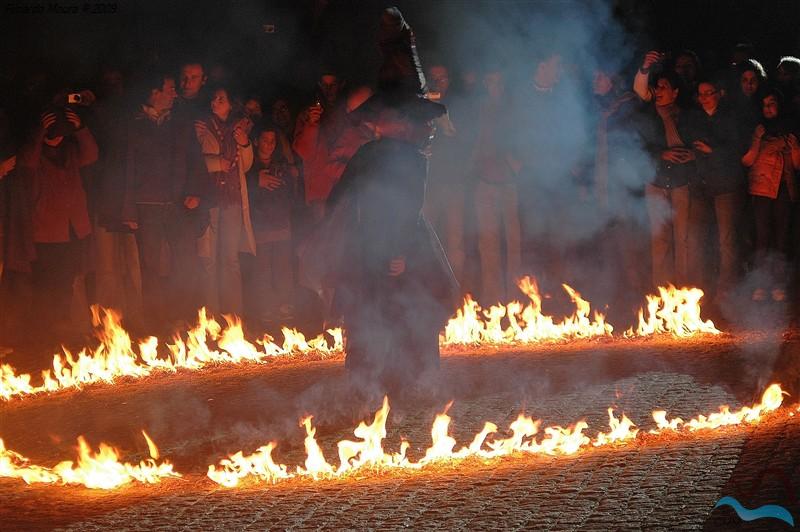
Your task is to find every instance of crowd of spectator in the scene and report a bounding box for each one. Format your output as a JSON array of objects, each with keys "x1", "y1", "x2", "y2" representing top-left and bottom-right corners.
[{"x1": 1, "y1": 39, "x2": 800, "y2": 350}]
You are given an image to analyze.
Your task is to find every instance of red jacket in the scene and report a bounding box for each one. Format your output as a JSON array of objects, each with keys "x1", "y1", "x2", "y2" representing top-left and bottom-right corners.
[
  {"x1": 293, "y1": 104, "x2": 348, "y2": 203},
  {"x1": 748, "y1": 135, "x2": 798, "y2": 200},
  {"x1": 19, "y1": 128, "x2": 98, "y2": 243}
]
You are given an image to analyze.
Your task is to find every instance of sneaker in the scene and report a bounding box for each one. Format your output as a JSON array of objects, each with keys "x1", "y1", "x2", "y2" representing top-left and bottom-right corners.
[
  {"x1": 771, "y1": 288, "x2": 786, "y2": 302},
  {"x1": 752, "y1": 288, "x2": 766, "y2": 301}
]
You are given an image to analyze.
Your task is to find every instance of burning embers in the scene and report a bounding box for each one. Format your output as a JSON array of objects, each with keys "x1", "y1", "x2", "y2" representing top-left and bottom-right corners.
[
  {"x1": 0, "y1": 384, "x2": 788, "y2": 490},
  {"x1": 0, "y1": 278, "x2": 718, "y2": 402},
  {"x1": 0, "y1": 431, "x2": 180, "y2": 489}
]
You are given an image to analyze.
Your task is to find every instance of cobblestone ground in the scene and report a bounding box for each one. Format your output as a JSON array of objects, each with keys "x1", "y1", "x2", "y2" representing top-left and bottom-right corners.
[{"x1": 1, "y1": 332, "x2": 799, "y2": 530}]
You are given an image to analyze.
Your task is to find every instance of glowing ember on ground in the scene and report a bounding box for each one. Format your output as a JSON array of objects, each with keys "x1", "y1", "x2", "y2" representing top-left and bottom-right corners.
[
  {"x1": 0, "y1": 432, "x2": 180, "y2": 489},
  {"x1": 0, "y1": 280, "x2": 719, "y2": 402}
]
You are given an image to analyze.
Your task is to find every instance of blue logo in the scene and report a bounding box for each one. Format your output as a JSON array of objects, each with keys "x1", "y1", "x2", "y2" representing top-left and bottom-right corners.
[{"x1": 714, "y1": 496, "x2": 794, "y2": 526}]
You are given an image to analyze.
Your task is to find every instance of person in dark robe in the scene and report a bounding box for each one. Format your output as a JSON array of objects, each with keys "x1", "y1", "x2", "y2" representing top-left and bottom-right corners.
[{"x1": 304, "y1": 7, "x2": 459, "y2": 388}]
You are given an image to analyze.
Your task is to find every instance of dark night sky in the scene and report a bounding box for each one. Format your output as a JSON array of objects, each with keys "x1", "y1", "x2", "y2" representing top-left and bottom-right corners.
[{"x1": 1, "y1": 0, "x2": 800, "y2": 96}]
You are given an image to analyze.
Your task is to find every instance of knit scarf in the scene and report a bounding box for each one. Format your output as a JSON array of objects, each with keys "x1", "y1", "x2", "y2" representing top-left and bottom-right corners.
[
  {"x1": 655, "y1": 103, "x2": 684, "y2": 148},
  {"x1": 209, "y1": 115, "x2": 241, "y2": 206}
]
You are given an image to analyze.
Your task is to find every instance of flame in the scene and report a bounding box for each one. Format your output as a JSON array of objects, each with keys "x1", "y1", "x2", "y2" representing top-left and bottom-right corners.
[
  {"x1": 0, "y1": 438, "x2": 61, "y2": 484},
  {"x1": 142, "y1": 430, "x2": 159, "y2": 460},
  {"x1": 336, "y1": 396, "x2": 411, "y2": 472},
  {"x1": 3, "y1": 384, "x2": 784, "y2": 490},
  {"x1": 206, "y1": 443, "x2": 291, "y2": 487},
  {"x1": 650, "y1": 383, "x2": 785, "y2": 433},
  {"x1": 0, "y1": 432, "x2": 180, "y2": 489},
  {"x1": 296, "y1": 416, "x2": 335, "y2": 479},
  {"x1": 1, "y1": 279, "x2": 721, "y2": 403},
  {"x1": 625, "y1": 285, "x2": 720, "y2": 337},
  {"x1": 442, "y1": 276, "x2": 613, "y2": 346},
  {"x1": 0, "y1": 306, "x2": 344, "y2": 401},
  {"x1": 593, "y1": 409, "x2": 639, "y2": 446},
  {"x1": 207, "y1": 383, "x2": 788, "y2": 487}
]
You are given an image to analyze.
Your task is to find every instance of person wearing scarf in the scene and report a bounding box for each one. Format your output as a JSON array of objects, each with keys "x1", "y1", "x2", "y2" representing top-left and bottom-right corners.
[
  {"x1": 741, "y1": 85, "x2": 800, "y2": 301},
  {"x1": 637, "y1": 71, "x2": 695, "y2": 289},
  {"x1": 194, "y1": 86, "x2": 255, "y2": 316}
]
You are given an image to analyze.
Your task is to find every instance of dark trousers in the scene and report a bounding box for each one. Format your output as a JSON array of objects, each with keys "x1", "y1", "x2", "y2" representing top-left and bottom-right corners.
[
  {"x1": 253, "y1": 240, "x2": 294, "y2": 321},
  {"x1": 32, "y1": 238, "x2": 83, "y2": 334},
  {"x1": 135, "y1": 204, "x2": 197, "y2": 328},
  {"x1": 688, "y1": 190, "x2": 743, "y2": 297},
  {"x1": 752, "y1": 189, "x2": 793, "y2": 283}
]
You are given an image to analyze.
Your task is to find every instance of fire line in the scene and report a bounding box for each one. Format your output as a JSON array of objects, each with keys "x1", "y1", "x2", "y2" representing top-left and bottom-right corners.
[
  {"x1": 0, "y1": 278, "x2": 719, "y2": 403},
  {"x1": 1, "y1": 384, "x2": 784, "y2": 490}
]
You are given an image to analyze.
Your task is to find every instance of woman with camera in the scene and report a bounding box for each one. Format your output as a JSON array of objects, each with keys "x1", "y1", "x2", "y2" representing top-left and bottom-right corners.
[{"x1": 18, "y1": 107, "x2": 98, "y2": 338}]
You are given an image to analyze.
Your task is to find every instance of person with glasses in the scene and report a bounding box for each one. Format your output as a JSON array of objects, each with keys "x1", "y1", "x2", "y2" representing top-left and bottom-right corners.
[{"x1": 686, "y1": 76, "x2": 745, "y2": 304}]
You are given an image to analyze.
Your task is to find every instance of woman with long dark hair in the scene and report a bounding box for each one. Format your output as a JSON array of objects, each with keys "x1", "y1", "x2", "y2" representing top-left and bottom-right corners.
[
  {"x1": 246, "y1": 124, "x2": 300, "y2": 325},
  {"x1": 741, "y1": 86, "x2": 800, "y2": 301},
  {"x1": 734, "y1": 59, "x2": 768, "y2": 139},
  {"x1": 194, "y1": 86, "x2": 256, "y2": 315}
]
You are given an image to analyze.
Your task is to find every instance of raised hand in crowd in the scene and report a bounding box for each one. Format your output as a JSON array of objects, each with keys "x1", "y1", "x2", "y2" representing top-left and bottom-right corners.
[
  {"x1": 640, "y1": 50, "x2": 666, "y2": 73},
  {"x1": 306, "y1": 102, "x2": 323, "y2": 125}
]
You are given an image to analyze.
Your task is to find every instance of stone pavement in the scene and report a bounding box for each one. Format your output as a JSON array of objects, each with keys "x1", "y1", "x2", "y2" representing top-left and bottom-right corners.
[{"x1": 1, "y1": 332, "x2": 799, "y2": 530}]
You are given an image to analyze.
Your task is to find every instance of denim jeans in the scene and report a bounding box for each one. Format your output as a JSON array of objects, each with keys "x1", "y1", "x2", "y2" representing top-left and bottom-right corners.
[
  {"x1": 645, "y1": 184, "x2": 690, "y2": 288},
  {"x1": 198, "y1": 205, "x2": 244, "y2": 316}
]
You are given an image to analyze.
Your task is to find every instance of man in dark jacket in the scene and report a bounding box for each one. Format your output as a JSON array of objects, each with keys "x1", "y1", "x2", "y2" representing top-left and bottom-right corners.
[{"x1": 122, "y1": 73, "x2": 200, "y2": 329}]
